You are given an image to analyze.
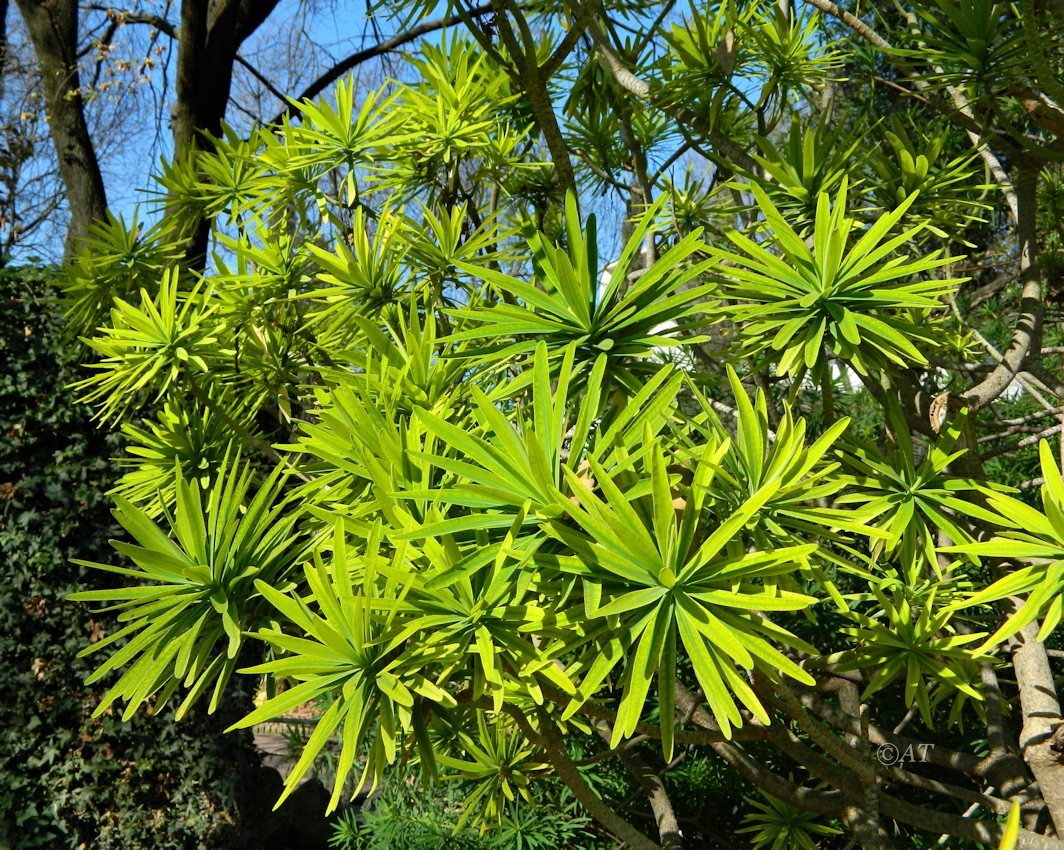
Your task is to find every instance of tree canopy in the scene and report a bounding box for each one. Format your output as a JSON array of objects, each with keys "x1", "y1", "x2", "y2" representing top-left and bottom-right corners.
[{"x1": 29, "y1": 0, "x2": 1064, "y2": 848}]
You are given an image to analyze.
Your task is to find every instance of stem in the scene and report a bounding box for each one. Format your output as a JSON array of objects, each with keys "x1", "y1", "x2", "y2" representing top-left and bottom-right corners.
[
  {"x1": 963, "y1": 161, "x2": 1045, "y2": 410},
  {"x1": 506, "y1": 706, "x2": 662, "y2": 850},
  {"x1": 579, "y1": 707, "x2": 684, "y2": 849},
  {"x1": 1013, "y1": 614, "x2": 1064, "y2": 833},
  {"x1": 611, "y1": 744, "x2": 683, "y2": 850},
  {"x1": 487, "y1": 0, "x2": 577, "y2": 196},
  {"x1": 820, "y1": 363, "x2": 836, "y2": 427}
]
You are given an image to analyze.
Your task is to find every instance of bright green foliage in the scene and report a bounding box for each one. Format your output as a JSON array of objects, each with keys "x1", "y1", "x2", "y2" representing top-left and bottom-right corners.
[
  {"x1": 869, "y1": 118, "x2": 992, "y2": 240},
  {"x1": 195, "y1": 127, "x2": 273, "y2": 223},
  {"x1": 62, "y1": 5, "x2": 1064, "y2": 850},
  {"x1": 452, "y1": 193, "x2": 715, "y2": 390},
  {"x1": 555, "y1": 434, "x2": 819, "y2": 747},
  {"x1": 946, "y1": 442, "x2": 1064, "y2": 648},
  {"x1": 233, "y1": 523, "x2": 459, "y2": 810},
  {"x1": 344, "y1": 300, "x2": 467, "y2": 416},
  {"x1": 308, "y1": 208, "x2": 410, "y2": 322},
  {"x1": 743, "y1": 121, "x2": 863, "y2": 229},
  {"x1": 689, "y1": 368, "x2": 872, "y2": 547},
  {"x1": 400, "y1": 39, "x2": 524, "y2": 168},
  {"x1": 71, "y1": 460, "x2": 306, "y2": 720},
  {"x1": 906, "y1": 0, "x2": 1025, "y2": 96},
  {"x1": 660, "y1": 1, "x2": 756, "y2": 130},
  {"x1": 714, "y1": 179, "x2": 962, "y2": 380},
  {"x1": 284, "y1": 80, "x2": 400, "y2": 180},
  {"x1": 436, "y1": 713, "x2": 548, "y2": 829},
  {"x1": 660, "y1": 0, "x2": 839, "y2": 135},
  {"x1": 62, "y1": 212, "x2": 180, "y2": 334},
  {"x1": 823, "y1": 576, "x2": 988, "y2": 727},
  {"x1": 74, "y1": 269, "x2": 218, "y2": 422},
  {"x1": 113, "y1": 398, "x2": 244, "y2": 515},
  {"x1": 836, "y1": 406, "x2": 1001, "y2": 567}
]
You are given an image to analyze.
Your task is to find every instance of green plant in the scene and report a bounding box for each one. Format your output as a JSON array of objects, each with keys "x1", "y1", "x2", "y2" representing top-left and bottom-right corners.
[
  {"x1": 713, "y1": 178, "x2": 962, "y2": 381},
  {"x1": 58, "y1": 4, "x2": 1064, "y2": 849},
  {"x1": 452, "y1": 192, "x2": 715, "y2": 391},
  {"x1": 737, "y1": 789, "x2": 842, "y2": 849},
  {"x1": 946, "y1": 442, "x2": 1064, "y2": 647}
]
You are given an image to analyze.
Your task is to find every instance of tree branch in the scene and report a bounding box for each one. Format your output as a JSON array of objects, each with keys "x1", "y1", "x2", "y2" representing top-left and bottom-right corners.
[
  {"x1": 580, "y1": 9, "x2": 758, "y2": 173},
  {"x1": 82, "y1": 6, "x2": 177, "y2": 38},
  {"x1": 489, "y1": 0, "x2": 577, "y2": 195},
  {"x1": 1012, "y1": 614, "x2": 1064, "y2": 833},
  {"x1": 802, "y1": 0, "x2": 890, "y2": 49},
  {"x1": 507, "y1": 706, "x2": 662, "y2": 850},
  {"x1": 963, "y1": 160, "x2": 1045, "y2": 410},
  {"x1": 234, "y1": 53, "x2": 286, "y2": 106},
  {"x1": 584, "y1": 715, "x2": 683, "y2": 850},
  {"x1": 540, "y1": 2, "x2": 592, "y2": 78},
  {"x1": 270, "y1": 4, "x2": 495, "y2": 125}
]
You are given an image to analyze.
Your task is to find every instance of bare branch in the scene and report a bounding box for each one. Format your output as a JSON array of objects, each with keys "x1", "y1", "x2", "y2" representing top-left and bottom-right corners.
[
  {"x1": 234, "y1": 53, "x2": 285, "y2": 106},
  {"x1": 540, "y1": 2, "x2": 592, "y2": 78},
  {"x1": 82, "y1": 6, "x2": 177, "y2": 38},
  {"x1": 270, "y1": 5, "x2": 494, "y2": 126}
]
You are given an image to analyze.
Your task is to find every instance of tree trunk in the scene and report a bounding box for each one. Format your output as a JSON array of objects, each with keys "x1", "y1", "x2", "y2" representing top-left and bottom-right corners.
[
  {"x1": 0, "y1": 0, "x2": 11, "y2": 101},
  {"x1": 170, "y1": 0, "x2": 280, "y2": 265},
  {"x1": 15, "y1": 0, "x2": 106, "y2": 257},
  {"x1": 1014, "y1": 616, "x2": 1064, "y2": 831}
]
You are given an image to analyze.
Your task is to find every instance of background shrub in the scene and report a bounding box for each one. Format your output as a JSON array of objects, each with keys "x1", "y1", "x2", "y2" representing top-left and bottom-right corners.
[{"x1": 0, "y1": 266, "x2": 263, "y2": 849}]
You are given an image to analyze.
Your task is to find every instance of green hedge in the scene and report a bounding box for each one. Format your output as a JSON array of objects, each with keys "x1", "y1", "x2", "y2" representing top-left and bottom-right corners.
[{"x1": 0, "y1": 267, "x2": 265, "y2": 849}]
